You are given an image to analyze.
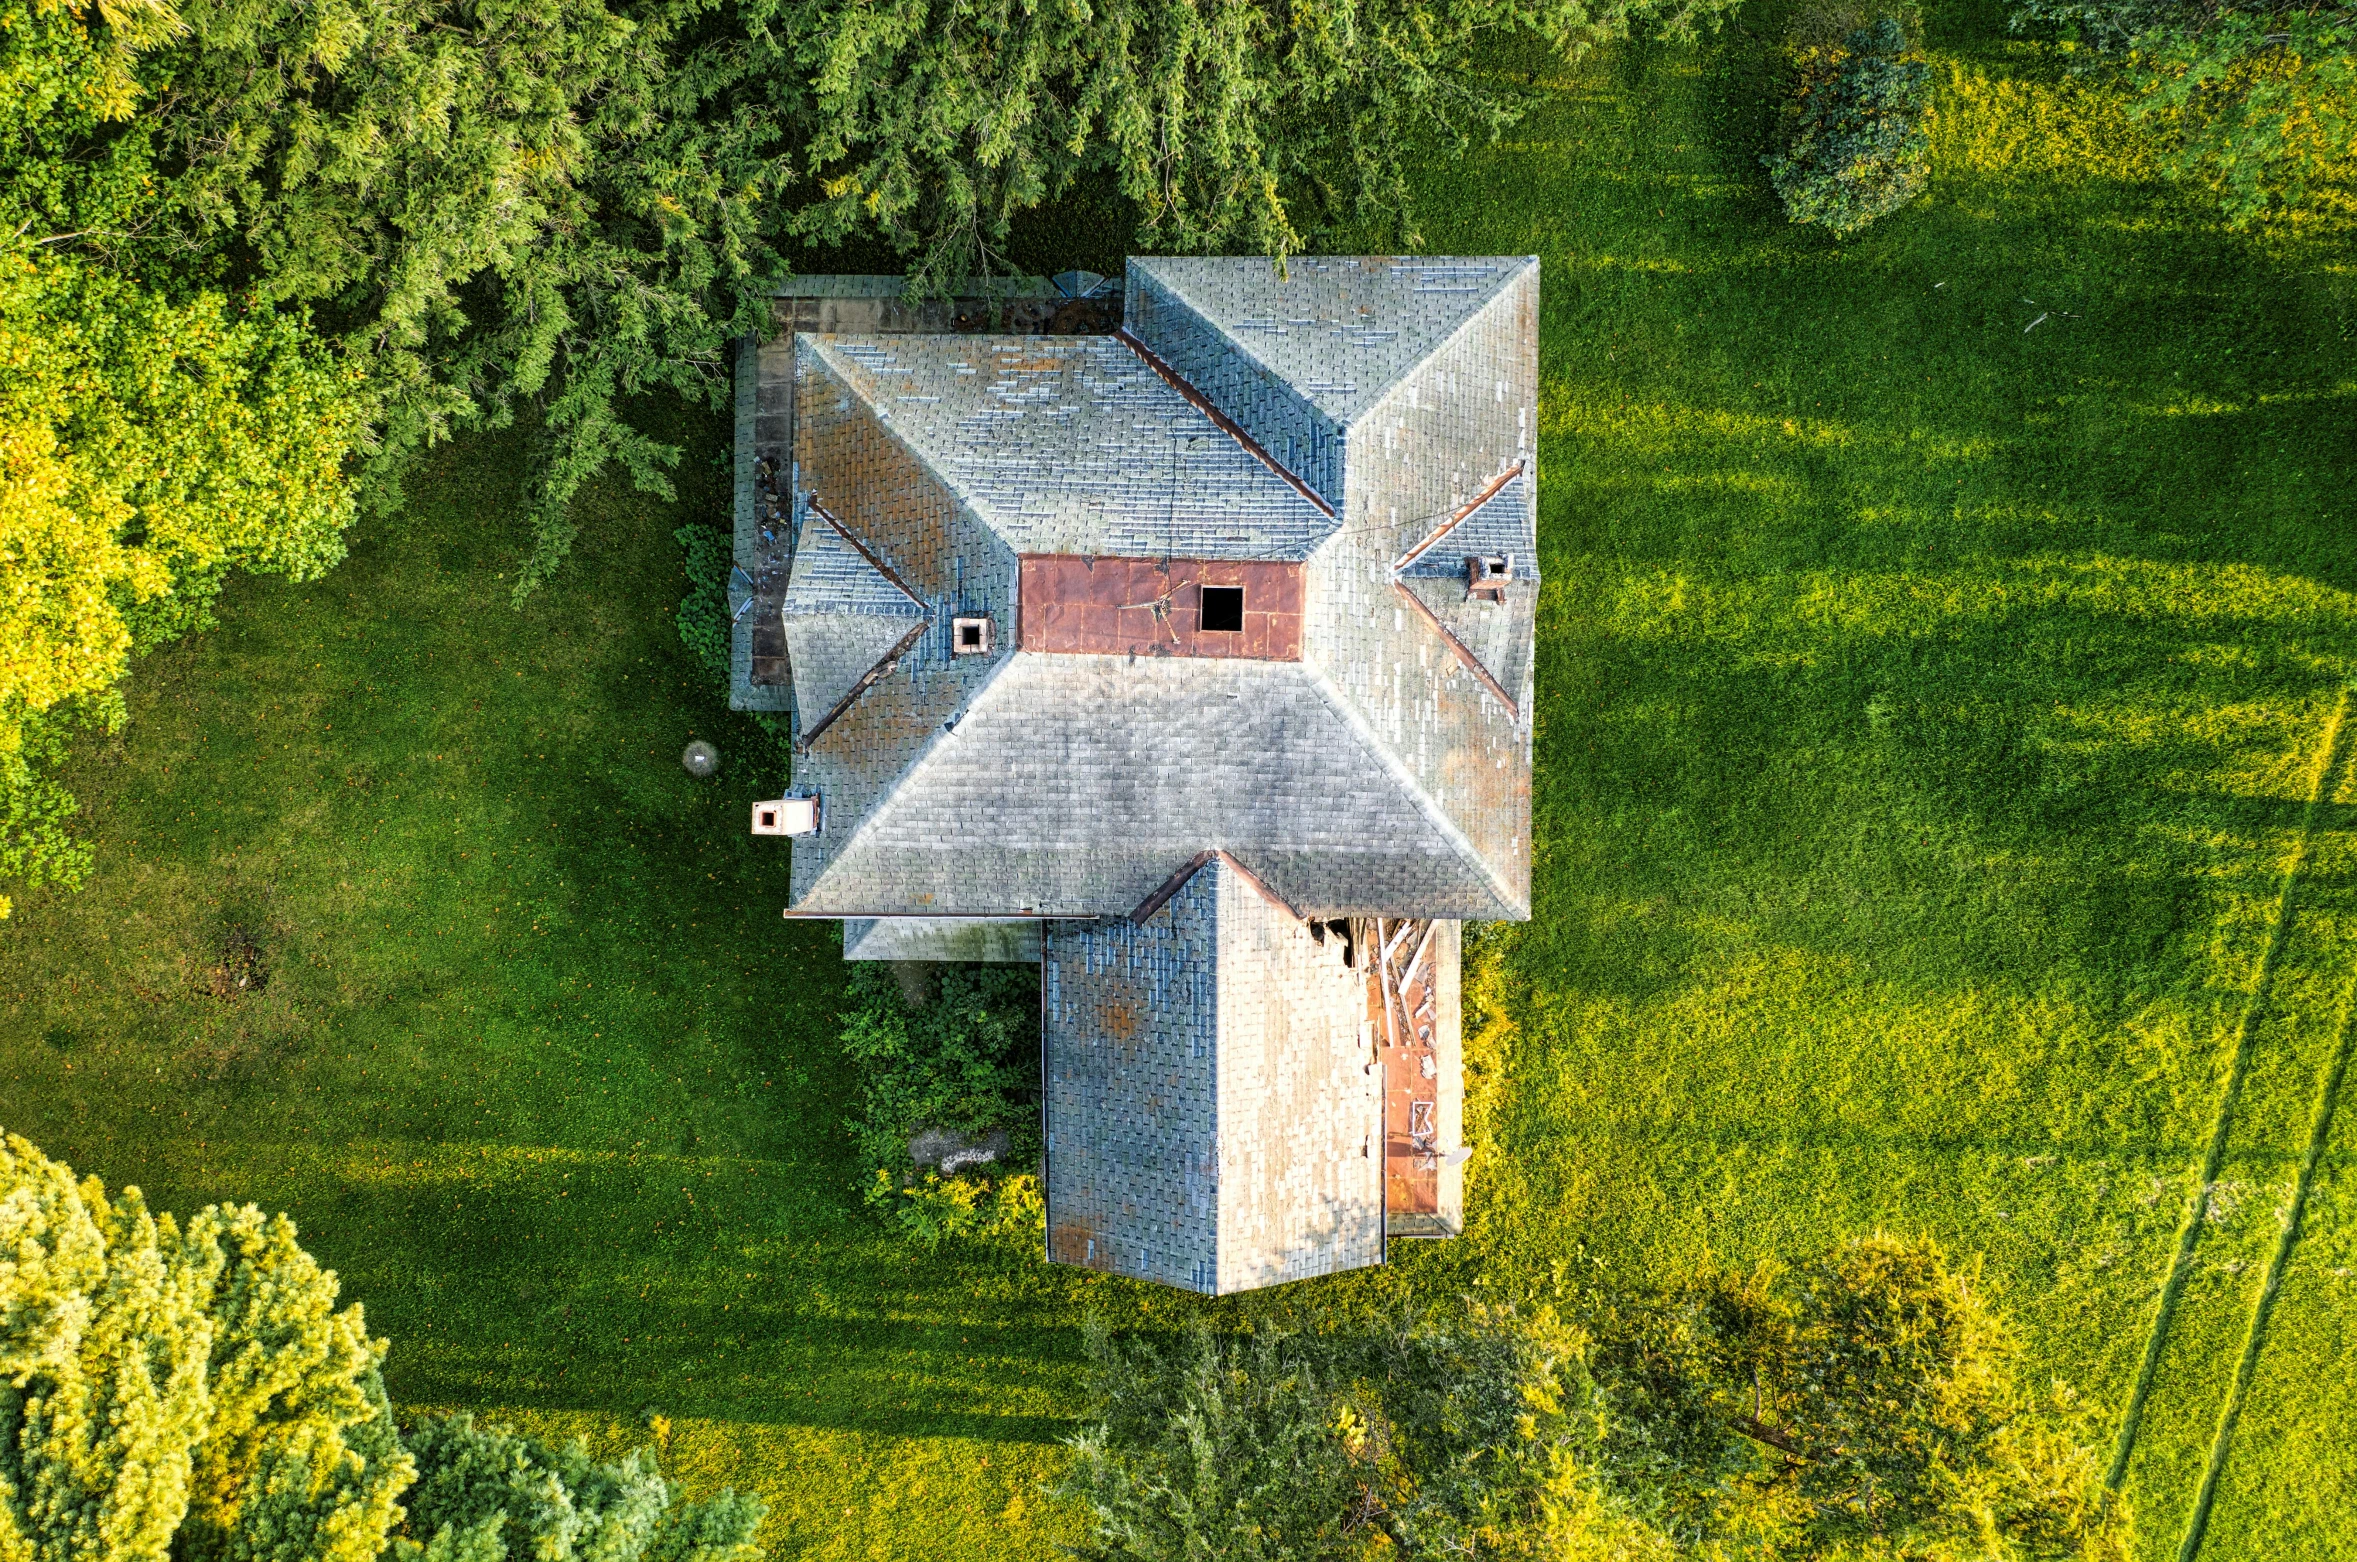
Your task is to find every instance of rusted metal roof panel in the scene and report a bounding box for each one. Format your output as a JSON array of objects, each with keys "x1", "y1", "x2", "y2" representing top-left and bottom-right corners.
[{"x1": 1017, "y1": 555, "x2": 1303, "y2": 660}]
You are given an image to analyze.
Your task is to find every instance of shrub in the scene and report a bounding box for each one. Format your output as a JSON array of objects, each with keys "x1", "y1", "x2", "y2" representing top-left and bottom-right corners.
[
  {"x1": 837, "y1": 961, "x2": 1040, "y2": 1172},
  {"x1": 1763, "y1": 18, "x2": 1934, "y2": 235},
  {"x1": 395, "y1": 1413, "x2": 765, "y2": 1562},
  {"x1": 866, "y1": 1169, "x2": 1046, "y2": 1250}
]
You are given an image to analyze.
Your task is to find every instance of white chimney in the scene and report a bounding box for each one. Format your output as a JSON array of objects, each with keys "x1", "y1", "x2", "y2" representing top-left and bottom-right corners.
[{"x1": 751, "y1": 796, "x2": 820, "y2": 837}]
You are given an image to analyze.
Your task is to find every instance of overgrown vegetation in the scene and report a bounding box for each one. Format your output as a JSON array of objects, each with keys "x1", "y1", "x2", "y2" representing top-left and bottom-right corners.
[
  {"x1": 1591, "y1": 1237, "x2": 2130, "y2": 1556},
  {"x1": 671, "y1": 519, "x2": 789, "y2": 759},
  {"x1": 837, "y1": 962, "x2": 1039, "y2": 1170},
  {"x1": 2009, "y1": 0, "x2": 2357, "y2": 222},
  {"x1": 837, "y1": 961, "x2": 1044, "y2": 1246},
  {"x1": 1058, "y1": 1239, "x2": 2126, "y2": 1559},
  {"x1": 397, "y1": 1414, "x2": 764, "y2": 1562},
  {"x1": 1763, "y1": 16, "x2": 1933, "y2": 234}
]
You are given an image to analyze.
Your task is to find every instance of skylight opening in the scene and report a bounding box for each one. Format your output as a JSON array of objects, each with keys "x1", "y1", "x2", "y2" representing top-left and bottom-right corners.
[{"x1": 1199, "y1": 585, "x2": 1244, "y2": 633}]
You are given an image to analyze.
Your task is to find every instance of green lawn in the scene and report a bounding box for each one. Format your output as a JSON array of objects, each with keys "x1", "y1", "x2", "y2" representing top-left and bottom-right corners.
[{"x1": 6, "y1": 2, "x2": 2357, "y2": 1556}]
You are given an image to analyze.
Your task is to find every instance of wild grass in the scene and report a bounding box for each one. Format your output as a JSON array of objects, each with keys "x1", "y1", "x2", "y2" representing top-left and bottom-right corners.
[{"x1": 4, "y1": 0, "x2": 2356, "y2": 1556}]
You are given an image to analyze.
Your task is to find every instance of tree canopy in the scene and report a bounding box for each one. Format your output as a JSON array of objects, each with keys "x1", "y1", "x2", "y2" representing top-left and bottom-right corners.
[
  {"x1": 1058, "y1": 1304, "x2": 1658, "y2": 1560},
  {"x1": 1591, "y1": 1233, "x2": 2131, "y2": 1559},
  {"x1": 2012, "y1": 0, "x2": 2357, "y2": 223},
  {"x1": 0, "y1": 0, "x2": 368, "y2": 916},
  {"x1": 0, "y1": 1130, "x2": 767, "y2": 1562},
  {"x1": 0, "y1": 1129, "x2": 412, "y2": 1562}
]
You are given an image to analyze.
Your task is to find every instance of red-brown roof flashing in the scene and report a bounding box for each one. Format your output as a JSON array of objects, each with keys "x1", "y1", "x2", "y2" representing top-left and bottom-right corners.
[{"x1": 1019, "y1": 555, "x2": 1303, "y2": 660}]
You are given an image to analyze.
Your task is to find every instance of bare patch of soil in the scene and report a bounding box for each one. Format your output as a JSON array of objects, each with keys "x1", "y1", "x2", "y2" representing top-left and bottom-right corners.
[{"x1": 200, "y1": 926, "x2": 270, "y2": 1000}]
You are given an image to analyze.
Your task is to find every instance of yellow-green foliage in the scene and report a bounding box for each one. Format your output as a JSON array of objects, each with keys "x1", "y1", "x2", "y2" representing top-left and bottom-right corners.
[
  {"x1": 1933, "y1": 63, "x2": 2159, "y2": 182},
  {"x1": 0, "y1": 251, "x2": 362, "y2": 915},
  {"x1": 0, "y1": 1131, "x2": 412, "y2": 1562},
  {"x1": 0, "y1": 0, "x2": 364, "y2": 917}
]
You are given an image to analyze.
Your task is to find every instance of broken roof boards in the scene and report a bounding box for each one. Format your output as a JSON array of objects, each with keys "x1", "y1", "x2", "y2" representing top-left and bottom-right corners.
[{"x1": 766, "y1": 254, "x2": 1538, "y2": 1293}]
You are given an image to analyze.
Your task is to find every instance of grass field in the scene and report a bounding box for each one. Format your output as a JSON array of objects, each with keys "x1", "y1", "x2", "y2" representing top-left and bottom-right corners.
[{"x1": 6, "y1": 0, "x2": 2357, "y2": 1555}]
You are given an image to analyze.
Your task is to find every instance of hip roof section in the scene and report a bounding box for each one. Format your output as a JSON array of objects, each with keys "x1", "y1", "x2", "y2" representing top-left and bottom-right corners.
[
  {"x1": 782, "y1": 255, "x2": 1539, "y2": 923},
  {"x1": 1043, "y1": 856, "x2": 1386, "y2": 1293},
  {"x1": 788, "y1": 653, "x2": 1517, "y2": 920},
  {"x1": 798, "y1": 334, "x2": 1336, "y2": 562}
]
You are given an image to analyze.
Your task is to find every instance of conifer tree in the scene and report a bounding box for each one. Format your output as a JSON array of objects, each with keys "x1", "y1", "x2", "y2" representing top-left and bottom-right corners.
[
  {"x1": 0, "y1": 1131, "x2": 414, "y2": 1562},
  {"x1": 394, "y1": 1415, "x2": 764, "y2": 1562}
]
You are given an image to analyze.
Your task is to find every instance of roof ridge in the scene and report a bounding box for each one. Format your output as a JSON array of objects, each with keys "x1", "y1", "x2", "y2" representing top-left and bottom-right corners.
[
  {"x1": 803, "y1": 498, "x2": 930, "y2": 613},
  {"x1": 1128, "y1": 849, "x2": 1304, "y2": 926},
  {"x1": 1391, "y1": 581, "x2": 1518, "y2": 720},
  {"x1": 793, "y1": 644, "x2": 1031, "y2": 907},
  {"x1": 795, "y1": 618, "x2": 929, "y2": 750},
  {"x1": 1113, "y1": 329, "x2": 1335, "y2": 519},
  {"x1": 1391, "y1": 461, "x2": 1525, "y2": 575},
  {"x1": 1130, "y1": 255, "x2": 1533, "y2": 436},
  {"x1": 1332, "y1": 258, "x2": 1533, "y2": 437},
  {"x1": 788, "y1": 501, "x2": 937, "y2": 748},
  {"x1": 799, "y1": 334, "x2": 1010, "y2": 554},
  {"x1": 1297, "y1": 661, "x2": 1527, "y2": 921}
]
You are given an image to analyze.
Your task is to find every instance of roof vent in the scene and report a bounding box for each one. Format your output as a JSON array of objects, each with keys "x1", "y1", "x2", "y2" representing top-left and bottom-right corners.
[
  {"x1": 1199, "y1": 585, "x2": 1244, "y2": 633},
  {"x1": 952, "y1": 615, "x2": 993, "y2": 655},
  {"x1": 752, "y1": 796, "x2": 820, "y2": 837},
  {"x1": 1466, "y1": 553, "x2": 1512, "y2": 603}
]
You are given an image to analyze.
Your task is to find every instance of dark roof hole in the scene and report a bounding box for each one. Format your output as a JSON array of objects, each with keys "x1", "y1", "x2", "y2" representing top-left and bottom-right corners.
[{"x1": 1200, "y1": 585, "x2": 1244, "y2": 633}]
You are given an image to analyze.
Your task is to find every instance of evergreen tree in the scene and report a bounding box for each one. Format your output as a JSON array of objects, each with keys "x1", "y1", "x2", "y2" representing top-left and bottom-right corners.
[
  {"x1": 394, "y1": 1415, "x2": 764, "y2": 1562},
  {"x1": 0, "y1": 1131, "x2": 414, "y2": 1562},
  {"x1": 1058, "y1": 1307, "x2": 1665, "y2": 1560}
]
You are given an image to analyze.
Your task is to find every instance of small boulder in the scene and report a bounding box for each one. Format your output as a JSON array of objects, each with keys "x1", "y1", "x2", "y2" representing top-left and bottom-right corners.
[{"x1": 909, "y1": 1126, "x2": 1012, "y2": 1176}]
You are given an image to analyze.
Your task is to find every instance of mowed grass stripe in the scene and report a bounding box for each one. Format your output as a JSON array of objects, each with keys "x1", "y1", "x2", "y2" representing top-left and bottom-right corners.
[
  {"x1": 2176, "y1": 714, "x2": 2357, "y2": 1562},
  {"x1": 2106, "y1": 687, "x2": 2355, "y2": 1496},
  {"x1": 2178, "y1": 981, "x2": 2357, "y2": 1560},
  {"x1": 2194, "y1": 1009, "x2": 2357, "y2": 1561}
]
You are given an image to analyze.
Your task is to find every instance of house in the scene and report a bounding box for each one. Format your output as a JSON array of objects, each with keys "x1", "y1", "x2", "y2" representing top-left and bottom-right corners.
[{"x1": 735, "y1": 257, "x2": 1538, "y2": 1293}]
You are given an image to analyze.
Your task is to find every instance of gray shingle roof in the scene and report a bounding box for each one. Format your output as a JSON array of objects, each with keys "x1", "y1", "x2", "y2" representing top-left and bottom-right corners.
[
  {"x1": 1043, "y1": 856, "x2": 1385, "y2": 1293},
  {"x1": 779, "y1": 508, "x2": 928, "y2": 724},
  {"x1": 1126, "y1": 254, "x2": 1533, "y2": 427},
  {"x1": 791, "y1": 653, "x2": 1515, "y2": 919},
  {"x1": 799, "y1": 334, "x2": 1335, "y2": 562},
  {"x1": 786, "y1": 255, "x2": 1538, "y2": 923}
]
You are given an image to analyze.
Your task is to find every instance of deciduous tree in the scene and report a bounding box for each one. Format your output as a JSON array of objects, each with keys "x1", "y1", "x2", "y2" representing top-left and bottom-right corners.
[
  {"x1": 1593, "y1": 1233, "x2": 2131, "y2": 1559},
  {"x1": 2012, "y1": 0, "x2": 2357, "y2": 224}
]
